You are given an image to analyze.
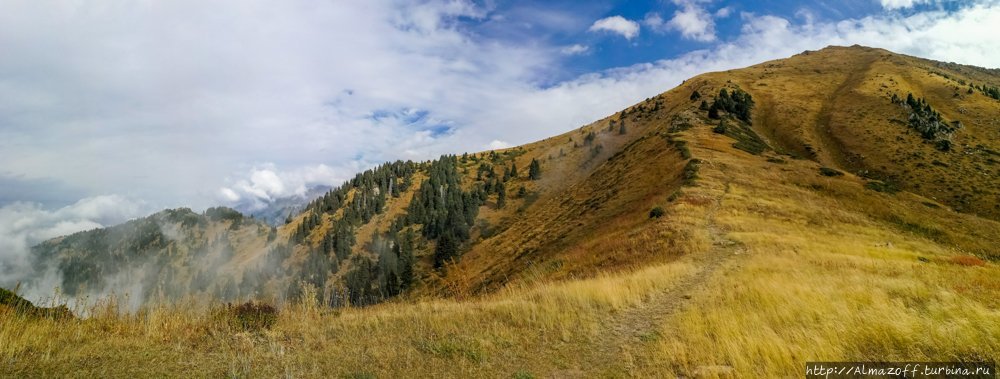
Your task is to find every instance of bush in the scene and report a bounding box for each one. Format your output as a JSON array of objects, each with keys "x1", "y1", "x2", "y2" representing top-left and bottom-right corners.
[
  {"x1": 224, "y1": 301, "x2": 278, "y2": 332},
  {"x1": 682, "y1": 159, "x2": 701, "y2": 185},
  {"x1": 667, "y1": 190, "x2": 681, "y2": 202},
  {"x1": 818, "y1": 167, "x2": 843, "y2": 177},
  {"x1": 649, "y1": 207, "x2": 666, "y2": 218},
  {"x1": 712, "y1": 124, "x2": 727, "y2": 134},
  {"x1": 935, "y1": 139, "x2": 952, "y2": 152}
]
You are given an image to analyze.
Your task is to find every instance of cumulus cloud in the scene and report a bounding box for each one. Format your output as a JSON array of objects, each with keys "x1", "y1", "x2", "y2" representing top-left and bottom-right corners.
[
  {"x1": 588, "y1": 16, "x2": 641, "y2": 39},
  {"x1": 643, "y1": 12, "x2": 667, "y2": 30},
  {"x1": 219, "y1": 163, "x2": 351, "y2": 211},
  {"x1": 0, "y1": 195, "x2": 148, "y2": 287},
  {"x1": 665, "y1": 0, "x2": 717, "y2": 42}
]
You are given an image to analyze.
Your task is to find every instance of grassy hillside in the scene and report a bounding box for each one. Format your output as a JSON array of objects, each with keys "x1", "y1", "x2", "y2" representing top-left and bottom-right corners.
[{"x1": 4, "y1": 45, "x2": 999, "y2": 377}]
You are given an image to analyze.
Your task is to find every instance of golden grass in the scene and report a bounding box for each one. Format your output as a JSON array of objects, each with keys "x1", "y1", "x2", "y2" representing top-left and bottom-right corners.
[
  {"x1": 627, "y1": 124, "x2": 1000, "y2": 377},
  {"x1": 1, "y1": 261, "x2": 699, "y2": 377}
]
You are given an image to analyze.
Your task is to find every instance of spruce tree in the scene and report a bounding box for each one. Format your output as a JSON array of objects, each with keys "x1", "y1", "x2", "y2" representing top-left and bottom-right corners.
[
  {"x1": 528, "y1": 158, "x2": 542, "y2": 180},
  {"x1": 497, "y1": 182, "x2": 507, "y2": 209},
  {"x1": 397, "y1": 230, "x2": 415, "y2": 289},
  {"x1": 434, "y1": 232, "x2": 458, "y2": 268},
  {"x1": 708, "y1": 104, "x2": 720, "y2": 119}
]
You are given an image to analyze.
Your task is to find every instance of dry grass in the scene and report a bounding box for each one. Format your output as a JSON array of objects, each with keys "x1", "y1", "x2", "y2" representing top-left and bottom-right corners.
[
  {"x1": 627, "y1": 123, "x2": 1000, "y2": 377},
  {"x1": 1, "y1": 261, "x2": 699, "y2": 378}
]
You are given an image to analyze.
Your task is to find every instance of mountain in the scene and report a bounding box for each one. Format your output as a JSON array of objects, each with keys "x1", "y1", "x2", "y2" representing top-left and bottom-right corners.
[
  {"x1": 29, "y1": 207, "x2": 280, "y2": 308},
  {"x1": 7, "y1": 46, "x2": 999, "y2": 377},
  {"x1": 231, "y1": 184, "x2": 332, "y2": 226},
  {"x1": 25, "y1": 45, "x2": 1000, "y2": 306}
]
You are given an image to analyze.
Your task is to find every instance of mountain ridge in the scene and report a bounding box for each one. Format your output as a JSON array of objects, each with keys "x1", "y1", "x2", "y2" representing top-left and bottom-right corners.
[
  {"x1": 16, "y1": 44, "x2": 1000, "y2": 307},
  {"x1": 5, "y1": 44, "x2": 1000, "y2": 377}
]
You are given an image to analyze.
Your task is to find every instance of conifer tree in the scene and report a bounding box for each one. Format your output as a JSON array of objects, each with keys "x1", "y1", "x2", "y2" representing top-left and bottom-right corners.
[
  {"x1": 434, "y1": 232, "x2": 458, "y2": 268},
  {"x1": 708, "y1": 104, "x2": 720, "y2": 119},
  {"x1": 528, "y1": 158, "x2": 542, "y2": 180},
  {"x1": 497, "y1": 182, "x2": 507, "y2": 209}
]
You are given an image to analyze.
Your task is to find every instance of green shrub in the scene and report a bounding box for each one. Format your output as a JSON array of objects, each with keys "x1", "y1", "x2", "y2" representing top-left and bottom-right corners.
[
  {"x1": 682, "y1": 159, "x2": 701, "y2": 185},
  {"x1": 935, "y1": 139, "x2": 952, "y2": 152},
  {"x1": 649, "y1": 207, "x2": 666, "y2": 218},
  {"x1": 819, "y1": 167, "x2": 844, "y2": 177}
]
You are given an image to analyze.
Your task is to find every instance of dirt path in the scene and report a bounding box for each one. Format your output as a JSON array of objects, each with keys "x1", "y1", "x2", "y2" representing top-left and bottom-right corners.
[
  {"x1": 580, "y1": 178, "x2": 742, "y2": 376},
  {"x1": 812, "y1": 54, "x2": 877, "y2": 170}
]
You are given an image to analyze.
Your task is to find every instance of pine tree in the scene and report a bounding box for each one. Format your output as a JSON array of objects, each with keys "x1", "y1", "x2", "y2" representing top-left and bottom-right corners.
[
  {"x1": 497, "y1": 182, "x2": 507, "y2": 209},
  {"x1": 619, "y1": 122, "x2": 627, "y2": 135},
  {"x1": 397, "y1": 230, "x2": 415, "y2": 289},
  {"x1": 708, "y1": 103, "x2": 720, "y2": 119},
  {"x1": 528, "y1": 158, "x2": 542, "y2": 180},
  {"x1": 434, "y1": 232, "x2": 459, "y2": 268},
  {"x1": 509, "y1": 162, "x2": 518, "y2": 178},
  {"x1": 690, "y1": 90, "x2": 701, "y2": 101}
]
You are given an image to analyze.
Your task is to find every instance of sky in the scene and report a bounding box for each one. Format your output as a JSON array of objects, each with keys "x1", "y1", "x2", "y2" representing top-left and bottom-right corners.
[{"x1": 1, "y1": 0, "x2": 999, "y2": 263}]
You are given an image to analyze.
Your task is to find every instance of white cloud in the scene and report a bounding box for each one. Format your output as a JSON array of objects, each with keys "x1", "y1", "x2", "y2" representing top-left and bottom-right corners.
[
  {"x1": 643, "y1": 12, "x2": 666, "y2": 29},
  {"x1": 218, "y1": 187, "x2": 240, "y2": 202},
  {"x1": 588, "y1": 15, "x2": 641, "y2": 39},
  {"x1": 715, "y1": 6, "x2": 733, "y2": 18},
  {"x1": 561, "y1": 44, "x2": 590, "y2": 55},
  {"x1": 880, "y1": 0, "x2": 933, "y2": 10},
  {"x1": 487, "y1": 140, "x2": 512, "y2": 150},
  {"x1": 666, "y1": 1, "x2": 717, "y2": 42},
  {"x1": 220, "y1": 163, "x2": 350, "y2": 211},
  {"x1": 0, "y1": 0, "x2": 550, "y2": 211}
]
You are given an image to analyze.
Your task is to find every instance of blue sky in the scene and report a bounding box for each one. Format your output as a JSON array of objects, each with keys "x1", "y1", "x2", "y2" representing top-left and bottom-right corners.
[
  {"x1": 1, "y1": 0, "x2": 999, "y2": 279},
  {"x1": 455, "y1": 0, "x2": 958, "y2": 81}
]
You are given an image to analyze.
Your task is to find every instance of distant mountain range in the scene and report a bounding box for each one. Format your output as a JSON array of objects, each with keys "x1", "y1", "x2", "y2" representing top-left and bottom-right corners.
[{"x1": 231, "y1": 185, "x2": 332, "y2": 226}]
